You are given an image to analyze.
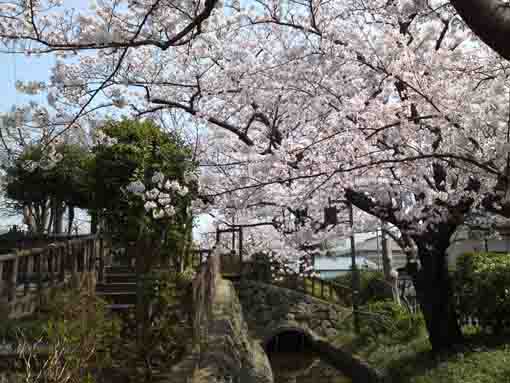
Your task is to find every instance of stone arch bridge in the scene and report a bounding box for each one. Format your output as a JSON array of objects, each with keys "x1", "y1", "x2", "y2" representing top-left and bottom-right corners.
[
  {"x1": 179, "y1": 257, "x2": 384, "y2": 383},
  {"x1": 235, "y1": 280, "x2": 350, "y2": 345}
]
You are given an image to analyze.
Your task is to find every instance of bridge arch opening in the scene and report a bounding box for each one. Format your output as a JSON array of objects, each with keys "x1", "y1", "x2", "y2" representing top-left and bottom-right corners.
[
  {"x1": 265, "y1": 329, "x2": 315, "y2": 353},
  {"x1": 264, "y1": 329, "x2": 320, "y2": 380}
]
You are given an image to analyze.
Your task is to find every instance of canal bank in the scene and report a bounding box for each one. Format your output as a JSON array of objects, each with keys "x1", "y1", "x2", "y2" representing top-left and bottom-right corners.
[{"x1": 266, "y1": 330, "x2": 351, "y2": 383}]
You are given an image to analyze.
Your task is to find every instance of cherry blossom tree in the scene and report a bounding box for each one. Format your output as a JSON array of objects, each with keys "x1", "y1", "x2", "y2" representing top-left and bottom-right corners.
[
  {"x1": 3, "y1": 0, "x2": 510, "y2": 351},
  {"x1": 183, "y1": 0, "x2": 510, "y2": 350}
]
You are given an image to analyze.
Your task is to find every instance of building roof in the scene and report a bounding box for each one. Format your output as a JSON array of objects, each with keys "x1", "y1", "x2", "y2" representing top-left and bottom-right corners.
[
  {"x1": 356, "y1": 235, "x2": 404, "y2": 253},
  {"x1": 326, "y1": 234, "x2": 404, "y2": 256},
  {"x1": 314, "y1": 255, "x2": 378, "y2": 270}
]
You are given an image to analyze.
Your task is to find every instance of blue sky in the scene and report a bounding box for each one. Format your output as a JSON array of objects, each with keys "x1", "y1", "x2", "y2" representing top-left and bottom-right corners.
[
  {"x1": 0, "y1": 0, "x2": 89, "y2": 112},
  {"x1": 0, "y1": 53, "x2": 54, "y2": 113}
]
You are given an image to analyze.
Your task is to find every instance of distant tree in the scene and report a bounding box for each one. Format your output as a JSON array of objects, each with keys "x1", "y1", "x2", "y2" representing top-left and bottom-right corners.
[{"x1": 3, "y1": 142, "x2": 91, "y2": 234}]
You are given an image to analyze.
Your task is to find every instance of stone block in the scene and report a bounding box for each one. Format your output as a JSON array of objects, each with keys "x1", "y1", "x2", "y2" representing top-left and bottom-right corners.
[
  {"x1": 325, "y1": 327, "x2": 339, "y2": 340},
  {"x1": 329, "y1": 308, "x2": 340, "y2": 321},
  {"x1": 314, "y1": 310, "x2": 330, "y2": 320}
]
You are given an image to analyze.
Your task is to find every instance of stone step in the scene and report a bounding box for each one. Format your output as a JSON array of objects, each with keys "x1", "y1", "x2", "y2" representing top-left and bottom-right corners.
[
  {"x1": 105, "y1": 273, "x2": 137, "y2": 284},
  {"x1": 97, "y1": 291, "x2": 137, "y2": 305},
  {"x1": 223, "y1": 273, "x2": 241, "y2": 282},
  {"x1": 96, "y1": 282, "x2": 137, "y2": 293},
  {"x1": 105, "y1": 266, "x2": 135, "y2": 274},
  {"x1": 105, "y1": 303, "x2": 135, "y2": 313},
  {"x1": 151, "y1": 373, "x2": 174, "y2": 383}
]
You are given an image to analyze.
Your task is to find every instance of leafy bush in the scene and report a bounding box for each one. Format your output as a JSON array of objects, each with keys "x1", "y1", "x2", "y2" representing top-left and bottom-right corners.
[
  {"x1": 0, "y1": 317, "x2": 47, "y2": 342},
  {"x1": 16, "y1": 288, "x2": 122, "y2": 383},
  {"x1": 142, "y1": 271, "x2": 193, "y2": 368},
  {"x1": 455, "y1": 252, "x2": 510, "y2": 333},
  {"x1": 177, "y1": 267, "x2": 197, "y2": 286},
  {"x1": 335, "y1": 270, "x2": 390, "y2": 305},
  {"x1": 358, "y1": 300, "x2": 424, "y2": 343}
]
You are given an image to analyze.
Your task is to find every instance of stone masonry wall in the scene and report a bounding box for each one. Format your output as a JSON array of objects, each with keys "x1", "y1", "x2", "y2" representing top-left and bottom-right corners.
[
  {"x1": 236, "y1": 280, "x2": 350, "y2": 344},
  {"x1": 236, "y1": 280, "x2": 387, "y2": 383}
]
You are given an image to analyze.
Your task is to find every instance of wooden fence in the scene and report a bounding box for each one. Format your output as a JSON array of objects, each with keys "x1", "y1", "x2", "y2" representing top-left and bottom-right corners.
[
  {"x1": 188, "y1": 250, "x2": 353, "y2": 305},
  {"x1": 188, "y1": 249, "x2": 211, "y2": 270},
  {"x1": 270, "y1": 274, "x2": 352, "y2": 305},
  {"x1": 0, "y1": 234, "x2": 110, "y2": 318},
  {"x1": 0, "y1": 233, "x2": 96, "y2": 255}
]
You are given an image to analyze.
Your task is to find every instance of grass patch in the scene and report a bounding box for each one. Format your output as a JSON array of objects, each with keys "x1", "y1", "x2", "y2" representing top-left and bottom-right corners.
[
  {"x1": 0, "y1": 315, "x2": 48, "y2": 342},
  {"x1": 335, "y1": 328, "x2": 510, "y2": 383}
]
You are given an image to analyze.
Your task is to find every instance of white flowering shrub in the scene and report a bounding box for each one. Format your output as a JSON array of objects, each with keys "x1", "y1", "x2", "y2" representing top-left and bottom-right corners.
[
  {"x1": 125, "y1": 172, "x2": 192, "y2": 221},
  {"x1": 93, "y1": 129, "x2": 119, "y2": 147}
]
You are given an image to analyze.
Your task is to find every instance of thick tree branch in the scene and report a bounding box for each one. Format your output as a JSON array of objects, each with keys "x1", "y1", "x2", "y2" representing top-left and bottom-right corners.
[
  {"x1": 149, "y1": 97, "x2": 255, "y2": 146},
  {"x1": 1, "y1": 0, "x2": 218, "y2": 52},
  {"x1": 450, "y1": 0, "x2": 510, "y2": 60}
]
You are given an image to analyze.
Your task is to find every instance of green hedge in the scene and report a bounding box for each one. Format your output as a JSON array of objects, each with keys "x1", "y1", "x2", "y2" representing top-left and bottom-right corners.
[
  {"x1": 334, "y1": 270, "x2": 390, "y2": 305},
  {"x1": 455, "y1": 252, "x2": 510, "y2": 333}
]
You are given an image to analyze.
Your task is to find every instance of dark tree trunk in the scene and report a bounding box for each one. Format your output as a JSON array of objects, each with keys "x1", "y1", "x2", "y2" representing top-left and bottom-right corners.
[
  {"x1": 344, "y1": 186, "x2": 469, "y2": 352},
  {"x1": 450, "y1": 0, "x2": 510, "y2": 61},
  {"x1": 47, "y1": 205, "x2": 54, "y2": 235},
  {"x1": 67, "y1": 205, "x2": 75, "y2": 235},
  {"x1": 413, "y1": 241, "x2": 463, "y2": 352},
  {"x1": 90, "y1": 211, "x2": 98, "y2": 234},
  {"x1": 54, "y1": 200, "x2": 64, "y2": 234}
]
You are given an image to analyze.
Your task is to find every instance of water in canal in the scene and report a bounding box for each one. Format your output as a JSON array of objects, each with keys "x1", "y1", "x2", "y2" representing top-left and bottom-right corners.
[{"x1": 266, "y1": 331, "x2": 352, "y2": 383}]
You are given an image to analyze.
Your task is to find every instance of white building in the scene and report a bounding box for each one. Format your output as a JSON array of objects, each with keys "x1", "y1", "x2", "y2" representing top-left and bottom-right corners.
[{"x1": 314, "y1": 219, "x2": 510, "y2": 278}]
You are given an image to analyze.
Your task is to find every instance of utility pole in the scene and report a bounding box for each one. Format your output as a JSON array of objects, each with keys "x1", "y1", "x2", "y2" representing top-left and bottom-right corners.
[
  {"x1": 348, "y1": 201, "x2": 361, "y2": 334},
  {"x1": 381, "y1": 221, "x2": 400, "y2": 304},
  {"x1": 381, "y1": 221, "x2": 392, "y2": 279},
  {"x1": 326, "y1": 198, "x2": 361, "y2": 333}
]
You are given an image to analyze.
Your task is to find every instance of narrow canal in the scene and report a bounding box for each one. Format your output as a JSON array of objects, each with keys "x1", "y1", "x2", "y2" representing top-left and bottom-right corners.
[{"x1": 265, "y1": 330, "x2": 352, "y2": 383}]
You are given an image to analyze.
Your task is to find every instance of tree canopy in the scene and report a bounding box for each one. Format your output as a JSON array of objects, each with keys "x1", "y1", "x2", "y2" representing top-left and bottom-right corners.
[{"x1": 3, "y1": 140, "x2": 91, "y2": 233}]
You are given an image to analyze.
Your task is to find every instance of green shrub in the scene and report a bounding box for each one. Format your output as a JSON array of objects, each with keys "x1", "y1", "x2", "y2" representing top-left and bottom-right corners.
[
  {"x1": 335, "y1": 270, "x2": 389, "y2": 305},
  {"x1": 142, "y1": 270, "x2": 193, "y2": 367},
  {"x1": 454, "y1": 252, "x2": 510, "y2": 333},
  {"x1": 358, "y1": 300, "x2": 424, "y2": 343},
  {"x1": 0, "y1": 317, "x2": 47, "y2": 342},
  {"x1": 177, "y1": 268, "x2": 196, "y2": 286},
  {"x1": 14, "y1": 288, "x2": 122, "y2": 383}
]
